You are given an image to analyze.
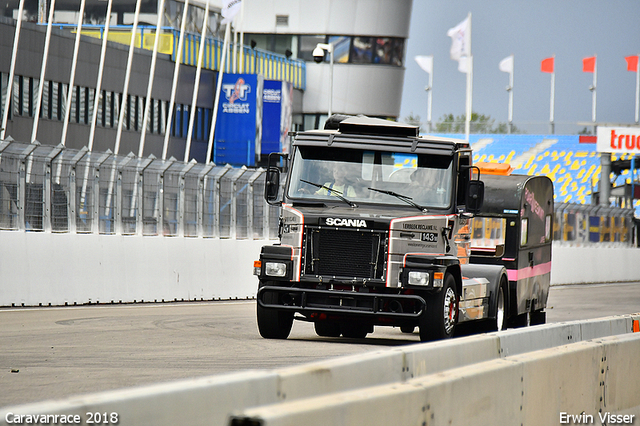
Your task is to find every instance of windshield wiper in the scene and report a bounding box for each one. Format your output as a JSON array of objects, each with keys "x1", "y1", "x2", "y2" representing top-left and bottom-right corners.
[
  {"x1": 300, "y1": 179, "x2": 357, "y2": 208},
  {"x1": 367, "y1": 187, "x2": 426, "y2": 212}
]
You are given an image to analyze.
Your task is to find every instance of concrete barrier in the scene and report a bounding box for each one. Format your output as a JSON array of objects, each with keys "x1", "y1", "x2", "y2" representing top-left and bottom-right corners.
[
  {"x1": 551, "y1": 246, "x2": 640, "y2": 285},
  {"x1": 0, "y1": 232, "x2": 266, "y2": 306},
  {"x1": 230, "y1": 334, "x2": 640, "y2": 426},
  {"x1": 1, "y1": 315, "x2": 637, "y2": 426}
]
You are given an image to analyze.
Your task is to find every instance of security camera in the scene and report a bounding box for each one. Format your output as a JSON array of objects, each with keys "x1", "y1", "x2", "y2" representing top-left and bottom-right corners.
[{"x1": 312, "y1": 46, "x2": 325, "y2": 63}]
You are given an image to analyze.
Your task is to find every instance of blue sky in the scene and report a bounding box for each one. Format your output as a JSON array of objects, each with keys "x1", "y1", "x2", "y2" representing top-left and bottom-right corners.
[{"x1": 399, "y1": 0, "x2": 640, "y2": 134}]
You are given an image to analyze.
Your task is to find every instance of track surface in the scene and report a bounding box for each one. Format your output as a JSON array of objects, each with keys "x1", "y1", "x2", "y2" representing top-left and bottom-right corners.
[{"x1": 1, "y1": 282, "x2": 639, "y2": 407}]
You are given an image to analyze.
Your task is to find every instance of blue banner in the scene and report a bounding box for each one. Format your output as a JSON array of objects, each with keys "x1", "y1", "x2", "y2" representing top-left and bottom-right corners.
[
  {"x1": 213, "y1": 73, "x2": 262, "y2": 166},
  {"x1": 262, "y1": 80, "x2": 283, "y2": 155},
  {"x1": 261, "y1": 80, "x2": 294, "y2": 157}
]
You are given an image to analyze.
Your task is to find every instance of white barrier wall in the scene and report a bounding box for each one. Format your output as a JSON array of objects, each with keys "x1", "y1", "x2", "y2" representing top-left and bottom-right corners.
[
  {"x1": 551, "y1": 245, "x2": 640, "y2": 285},
  {"x1": 1, "y1": 315, "x2": 638, "y2": 426},
  {"x1": 1, "y1": 232, "x2": 640, "y2": 306},
  {"x1": 0, "y1": 232, "x2": 266, "y2": 306}
]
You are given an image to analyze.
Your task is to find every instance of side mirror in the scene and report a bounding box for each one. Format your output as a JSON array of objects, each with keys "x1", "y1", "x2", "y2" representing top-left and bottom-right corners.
[
  {"x1": 265, "y1": 152, "x2": 287, "y2": 205},
  {"x1": 265, "y1": 168, "x2": 281, "y2": 204},
  {"x1": 466, "y1": 180, "x2": 484, "y2": 214}
]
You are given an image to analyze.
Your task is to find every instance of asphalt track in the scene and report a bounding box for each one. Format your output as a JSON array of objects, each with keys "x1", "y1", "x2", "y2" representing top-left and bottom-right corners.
[{"x1": 1, "y1": 281, "x2": 639, "y2": 408}]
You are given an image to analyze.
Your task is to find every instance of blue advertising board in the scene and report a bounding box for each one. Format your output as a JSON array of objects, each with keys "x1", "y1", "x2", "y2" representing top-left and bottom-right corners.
[
  {"x1": 262, "y1": 80, "x2": 283, "y2": 155},
  {"x1": 213, "y1": 73, "x2": 263, "y2": 166},
  {"x1": 261, "y1": 80, "x2": 294, "y2": 157}
]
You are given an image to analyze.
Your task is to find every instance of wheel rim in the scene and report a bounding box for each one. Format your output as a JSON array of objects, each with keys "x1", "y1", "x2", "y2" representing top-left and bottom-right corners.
[
  {"x1": 443, "y1": 286, "x2": 457, "y2": 335},
  {"x1": 496, "y1": 287, "x2": 505, "y2": 331}
]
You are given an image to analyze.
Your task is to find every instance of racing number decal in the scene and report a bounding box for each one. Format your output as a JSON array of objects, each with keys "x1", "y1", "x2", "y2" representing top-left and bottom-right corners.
[{"x1": 422, "y1": 232, "x2": 438, "y2": 242}]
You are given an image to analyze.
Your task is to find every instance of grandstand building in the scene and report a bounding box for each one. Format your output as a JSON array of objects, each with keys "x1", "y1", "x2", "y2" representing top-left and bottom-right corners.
[{"x1": 0, "y1": 0, "x2": 412, "y2": 164}]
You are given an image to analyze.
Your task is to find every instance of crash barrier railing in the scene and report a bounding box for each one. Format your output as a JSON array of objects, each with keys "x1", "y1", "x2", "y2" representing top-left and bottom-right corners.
[
  {"x1": 0, "y1": 140, "x2": 279, "y2": 239},
  {"x1": 0, "y1": 140, "x2": 637, "y2": 246},
  {"x1": 1, "y1": 314, "x2": 638, "y2": 426}
]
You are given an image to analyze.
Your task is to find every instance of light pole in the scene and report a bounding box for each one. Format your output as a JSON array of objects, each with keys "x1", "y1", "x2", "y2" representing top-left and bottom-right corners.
[{"x1": 313, "y1": 42, "x2": 334, "y2": 117}]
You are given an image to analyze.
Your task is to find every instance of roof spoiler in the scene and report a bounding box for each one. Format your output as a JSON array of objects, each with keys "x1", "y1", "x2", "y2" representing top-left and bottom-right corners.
[{"x1": 324, "y1": 114, "x2": 420, "y2": 138}]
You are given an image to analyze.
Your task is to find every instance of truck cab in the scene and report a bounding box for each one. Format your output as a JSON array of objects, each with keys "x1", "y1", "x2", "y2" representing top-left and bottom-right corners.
[{"x1": 254, "y1": 115, "x2": 551, "y2": 341}]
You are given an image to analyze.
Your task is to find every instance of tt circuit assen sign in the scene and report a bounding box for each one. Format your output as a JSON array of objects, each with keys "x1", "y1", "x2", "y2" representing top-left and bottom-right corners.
[
  {"x1": 214, "y1": 73, "x2": 263, "y2": 166},
  {"x1": 597, "y1": 126, "x2": 640, "y2": 154}
]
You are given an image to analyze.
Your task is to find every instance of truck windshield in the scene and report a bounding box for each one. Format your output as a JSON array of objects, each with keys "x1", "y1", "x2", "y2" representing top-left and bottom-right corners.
[{"x1": 287, "y1": 146, "x2": 453, "y2": 209}]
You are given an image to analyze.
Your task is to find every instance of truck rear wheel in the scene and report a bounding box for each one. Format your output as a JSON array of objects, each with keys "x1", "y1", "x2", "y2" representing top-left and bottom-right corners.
[
  {"x1": 419, "y1": 273, "x2": 458, "y2": 342},
  {"x1": 257, "y1": 287, "x2": 294, "y2": 339},
  {"x1": 487, "y1": 277, "x2": 507, "y2": 332}
]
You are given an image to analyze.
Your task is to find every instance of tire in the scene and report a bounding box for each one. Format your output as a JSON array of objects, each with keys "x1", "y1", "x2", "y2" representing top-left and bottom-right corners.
[
  {"x1": 530, "y1": 310, "x2": 546, "y2": 325},
  {"x1": 487, "y1": 278, "x2": 507, "y2": 332},
  {"x1": 256, "y1": 287, "x2": 294, "y2": 339},
  {"x1": 340, "y1": 323, "x2": 370, "y2": 339},
  {"x1": 314, "y1": 321, "x2": 341, "y2": 337},
  {"x1": 419, "y1": 273, "x2": 458, "y2": 342}
]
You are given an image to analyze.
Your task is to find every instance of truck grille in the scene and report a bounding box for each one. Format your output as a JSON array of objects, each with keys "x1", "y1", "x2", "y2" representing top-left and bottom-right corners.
[{"x1": 302, "y1": 226, "x2": 388, "y2": 281}]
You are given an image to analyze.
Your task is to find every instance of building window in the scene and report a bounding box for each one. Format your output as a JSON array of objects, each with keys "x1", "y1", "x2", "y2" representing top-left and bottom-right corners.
[
  {"x1": 298, "y1": 35, "x2": 326, "y2": 62},
  {"x1": 328, "y1": 36, "x2": 350, "y2": 63},
  {"x1": 350, "y1": 37, "x2": 373, "y2": 63}
]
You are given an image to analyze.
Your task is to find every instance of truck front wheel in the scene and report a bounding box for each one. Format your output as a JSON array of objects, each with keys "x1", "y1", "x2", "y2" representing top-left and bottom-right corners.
[
  {"x1": 257, "y1": 287, "x2": 294, "y2": 339},
  {"x1": 419, "y1": 273, "x2": 458, "y2": 342}
]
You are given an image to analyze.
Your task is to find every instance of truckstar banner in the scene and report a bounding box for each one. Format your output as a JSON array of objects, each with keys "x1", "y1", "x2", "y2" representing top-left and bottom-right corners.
[
  {"x1": 214, "y1": 73, "x2": 263, "y2": 166},
  {"x1": 597, "y1": 126, "x2": 640, "y2": 154}
]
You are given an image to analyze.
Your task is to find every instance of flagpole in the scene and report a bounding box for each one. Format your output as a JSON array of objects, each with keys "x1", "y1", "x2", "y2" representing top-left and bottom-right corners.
[
  {"x1": 636, "y1": 54, "x2": 639, "y2": 124},
  {"x1": 206, "y1": 23, "x2": 231, "y2": 164},
  {"x1": 550, "y1": 55, "x2": 555, "y2": 135},
  {"x1": 508, "y1": 56, "x2": 514, "y2": 134},
  {"x1": 591, "y1": 55, "x2": 597, "y2": 133},
  {"x1": 427, "y1": 61, "x2": 433, "y2": 133},
  {"x1": 464, "y1": 12, "x2": 472, "y2": 141}
]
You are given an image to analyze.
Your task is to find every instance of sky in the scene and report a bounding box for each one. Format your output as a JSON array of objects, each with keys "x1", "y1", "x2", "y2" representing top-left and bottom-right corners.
[{"x1": 399, "y1": 0, "x2": 640, "y2": 134}]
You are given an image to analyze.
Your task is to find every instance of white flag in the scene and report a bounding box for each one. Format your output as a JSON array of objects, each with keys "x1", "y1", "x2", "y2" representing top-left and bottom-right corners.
[
  {"x1": 414, "y1": 55, "x2": 433, "y2": 74},
  {"x1": 447, "y1": 16, "x2": 470, "y2": 73},
  {"x1": 499, "y1": 55, "x2": 514, "y2": 74},
  {"x1": 222, "y1": 0, "x2": 242, "y2": 24}
]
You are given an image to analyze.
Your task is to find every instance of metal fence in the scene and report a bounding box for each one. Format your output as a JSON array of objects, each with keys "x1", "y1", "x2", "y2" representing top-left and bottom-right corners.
[
  {"x1": 0, "y1": 140, "x2": 279, "y2": 239},
  {"x1": 553, "y1": 202, "x2": 637, "y2": 247},
  {"x1": 1, "y1": 139, "x2": 637, "y2": 247}
]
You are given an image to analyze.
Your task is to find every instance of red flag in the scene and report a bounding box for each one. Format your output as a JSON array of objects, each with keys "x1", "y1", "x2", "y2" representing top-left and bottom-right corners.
[
  {"x1": 582, "y1": 56, "x2": 596, "y2": 73},
  {"x1": 541, "y1": 57, "x2": 554, "y2": 73},
  {"x1": 626, "y1": 55, "x2": 639, "y2": 72}
]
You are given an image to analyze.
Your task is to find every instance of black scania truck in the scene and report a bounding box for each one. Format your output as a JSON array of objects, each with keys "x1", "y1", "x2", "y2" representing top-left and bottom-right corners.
[{"x1": 253, "y1": 115, "x2": 553, "y2": 341}]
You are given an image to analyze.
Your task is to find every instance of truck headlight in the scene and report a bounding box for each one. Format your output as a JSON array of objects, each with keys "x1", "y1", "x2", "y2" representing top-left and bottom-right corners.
[
  {"x1": 408, "y1": 271, "x2": 429, "y2": 286},
  {"x1": 265, "y1": 262, "x2": 287, "y2": 277}
]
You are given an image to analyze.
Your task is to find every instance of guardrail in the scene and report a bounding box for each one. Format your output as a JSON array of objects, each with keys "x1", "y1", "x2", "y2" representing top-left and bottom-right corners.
[{"x1": 1, "y1": 315, "x2": 638, "y2": 426}]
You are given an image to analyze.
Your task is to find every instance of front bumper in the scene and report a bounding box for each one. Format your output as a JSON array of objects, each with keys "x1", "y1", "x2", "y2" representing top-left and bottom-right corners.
[{"x1": 257, "y1": 286, "x2": 426, "y2": 319}]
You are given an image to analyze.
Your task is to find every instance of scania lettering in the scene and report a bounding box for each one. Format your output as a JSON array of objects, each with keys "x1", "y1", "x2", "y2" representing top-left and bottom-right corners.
[
  {"x1": 254, "y1": 115, "x2": 553, "y2": 341},
  {"x1": 325, "y1": 218, "x2": 367, "y2": 227}
]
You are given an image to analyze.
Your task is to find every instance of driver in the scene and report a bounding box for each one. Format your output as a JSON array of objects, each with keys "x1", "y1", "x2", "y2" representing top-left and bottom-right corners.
[
  {"x1": 315, "y1": 164, "x2": 357, "y2": 197},
  {"x1": 409, "y1": 168, "x2": 440, "y2": 203}
]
